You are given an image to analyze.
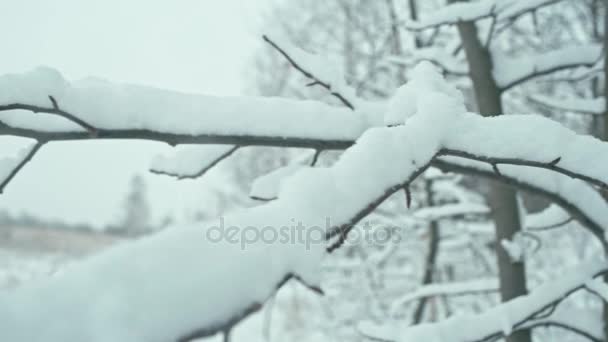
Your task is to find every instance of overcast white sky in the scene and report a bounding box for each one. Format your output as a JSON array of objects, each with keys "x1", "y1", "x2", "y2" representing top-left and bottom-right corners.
[{"x1": 0, "y1": 0, "x2": 271, "y2": 228}]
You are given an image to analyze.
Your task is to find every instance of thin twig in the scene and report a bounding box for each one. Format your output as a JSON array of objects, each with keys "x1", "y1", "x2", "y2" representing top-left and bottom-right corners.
[
  {"x1": 0, "y1": 141, "x2": 45, "y2": 194},
  {"x1": 262, "y1": 35, "x2": 355, "y2": 110}
]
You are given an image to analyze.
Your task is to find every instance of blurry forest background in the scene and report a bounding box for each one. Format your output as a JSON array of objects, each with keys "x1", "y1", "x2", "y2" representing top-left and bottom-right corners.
[{"x1": 1, "y1": 1, "x2": 606, "y2": 341}]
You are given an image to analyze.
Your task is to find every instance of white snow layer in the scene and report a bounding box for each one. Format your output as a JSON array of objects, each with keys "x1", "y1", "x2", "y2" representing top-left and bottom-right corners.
[
  {"x1": 493, "y1": 45, "x2": 602, "y2": 89},
  {"x1": 0, "y1": 67, "x2": 370, "y2": 140}
]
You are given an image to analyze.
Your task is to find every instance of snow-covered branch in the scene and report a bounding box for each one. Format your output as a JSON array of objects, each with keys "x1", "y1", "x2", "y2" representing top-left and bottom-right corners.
[
  {"x1": 360, "y1": 260, "x2": 608, "y2": 342},
  {"x1": 0, "y1": 67, "x2": 367, "y2": 148},
  {"x1": 404, "y1": 0, "x2": 560, "y2": 31},
  {"x1": 436, "y1": 110, "x2": 608, "y2": 191},
  {"x1": 413, "y1": 203, "x2": 490, "y2": 221},
  {"x1": 494, "y1": 45, "x2": 602, "y2": 90},
  {"x1": 391, "y1": 278, "x2": 499, "y2": 316},
  {"x1": 433, "y1": 157, "x2": 608, "y2": 244},
  {"x1": 529, "y1": 94, "x2": 605, "y2": 115}
]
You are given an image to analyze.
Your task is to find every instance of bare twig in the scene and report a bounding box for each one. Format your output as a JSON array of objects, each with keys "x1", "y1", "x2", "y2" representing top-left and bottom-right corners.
[
  {"x1": 0, "y1": 141, "x2": 45, "y2": 194},
  {"x1": 262, "y1": 35, "x2": 355, "y2": 110},
  {"x1": 150, "y1": 145, "x2": 240, "y2": 180},
  {"x1": 484, "y1": 5, "x2": 498, "y2": 48}
]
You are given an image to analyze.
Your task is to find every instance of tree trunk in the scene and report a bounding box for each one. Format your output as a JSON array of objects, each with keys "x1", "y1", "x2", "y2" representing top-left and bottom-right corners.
[
  {"x1": 603, "y1": 0, "x2": 608, "y2": 142},
  {"x1": 453, "y1": 12, "x2": 532, "y2": 342},
  {"x1": 412, "y1": 179, "x2": 440, "y2": 324},
  {"x1": 595, "y1": 1, "x2": 608, "y2": 338}
]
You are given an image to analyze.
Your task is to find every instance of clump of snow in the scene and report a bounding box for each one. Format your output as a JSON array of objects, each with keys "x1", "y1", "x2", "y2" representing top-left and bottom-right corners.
[
  {"x1": 250, "y1": 150, "x2": 317, "y2": 201},
  {"x1": 501, "y1": 234, "x2": 525, "y2": 263},
  {"x1": 0, "y1": 67, "x2": 370, "y2": 141},
  {"x1": 385, "y1": 61, "x2": 464, "y2": 126}
]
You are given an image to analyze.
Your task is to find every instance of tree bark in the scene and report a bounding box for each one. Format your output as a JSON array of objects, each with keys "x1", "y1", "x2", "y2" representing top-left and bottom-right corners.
[
  {"x1": 603, "y1": 0, "x2": 608, "y2": 142},
  {"x1": 453, "y1": 10, "x2": 532, "y2": 342},
  {"x1": 596, "y1": 1, "x2": 608, "y2": 338},
  {"x1": 412, "y1": 179, "x2": 440, "y2": 324}
]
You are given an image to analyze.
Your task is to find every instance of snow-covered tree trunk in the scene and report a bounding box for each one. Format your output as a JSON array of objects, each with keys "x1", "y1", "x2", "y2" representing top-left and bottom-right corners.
[{"x1": 452, "y1": 5, "x2": 531, "y2": 342}]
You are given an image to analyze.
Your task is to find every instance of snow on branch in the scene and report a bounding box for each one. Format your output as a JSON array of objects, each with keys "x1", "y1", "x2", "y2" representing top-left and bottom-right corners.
[
  {"x1": 360, "y1": 260, "x2": 608, "y2": 342},
  {"x1": 438, "y1": 110, "x2": 608, "y2": 191},
  {"x1": 434, "y1": 157, "x2": 608, "y2": 243},
  {"x1": 494, "y1": 45, "x2": 602, "y2": 90},
  {"x1": 386, "y1": 48, "x2": 469, "y2": 76},
  {"x1": 0, "y1": 67, "x2": 369, "y2": 148},
  {"x1": 150, "y1": 145, "x2": 239, "y2": 179},
  {"x1": 391, "y1": 278, "x2": 498, "y2": 316},
  {"x1": 529, "y1": 94, "x2": 605, "y2": 115},
  {"x1": 0, "y1": 66, "x2": 377, "y2": 191},
  {"x1": 404, "y1": 0, "x2": 560, "y2": 31}
]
